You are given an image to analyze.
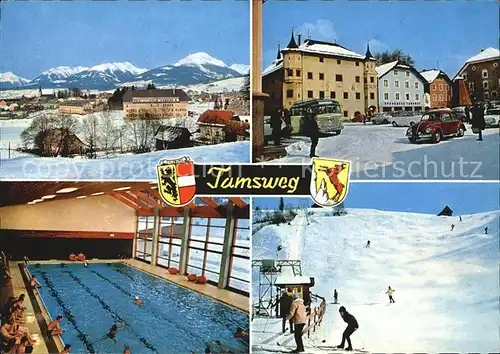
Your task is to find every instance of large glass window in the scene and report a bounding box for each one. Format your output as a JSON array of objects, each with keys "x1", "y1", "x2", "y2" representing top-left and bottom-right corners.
[
  {"x1": 135, "y1": 216, "x2": 154, "y2": 263},
  {"x1": 187, "y1": 218, "x2": 225, "y2": 284},
  {"x1": 157, "y1": 216, "x2": 184, "y2": 269},
  {"x1": 228, "y1": 218, "x2": 250, "y2": 293}
]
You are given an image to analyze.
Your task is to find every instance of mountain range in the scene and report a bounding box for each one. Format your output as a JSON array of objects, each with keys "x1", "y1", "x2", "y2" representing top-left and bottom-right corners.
[{"x1": 0, "y1": 52, "x2": 249, "y2": 90}]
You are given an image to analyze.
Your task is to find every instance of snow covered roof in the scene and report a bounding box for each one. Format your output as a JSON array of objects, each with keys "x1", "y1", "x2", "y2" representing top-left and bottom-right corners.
[
  {"x1": 275, "y1": 276, "x2": 313, "y2": 286},
  {"x1": 420, "y1": 70, "x2": 441, "y2": 83},
  {"x1": 262, "y1": 60, "x2": 283, "y2": 76},
  {"x1": 465, "y1": 47, "x2": 500, "y2": 64},
  {"x1": 296, "y1": 39, "x2": 365, "y2": 60},
  {"x1": 375, "y1": 60, "x2": 398, "y2": 78}
]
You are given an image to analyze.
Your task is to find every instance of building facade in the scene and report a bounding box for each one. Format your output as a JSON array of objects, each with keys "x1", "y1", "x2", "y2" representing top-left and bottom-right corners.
[
  {"x1": 262, "y1": 32, "x2": 379, "y2": 119},
  {"x1": 455, "y1": 47, "x2": 500, "y2": 103},
  {"x1": 420, "y1": 70, "x2": 453, "y2": 108},
  {"x1": 376, "y1": 61, "x2": 426, "y2": 112},
  {"x1": 123, "y1": 89, "x2": 190, "y2": 119},
  {"x1": 59, "y1": 100, "x2": 92, "y2": 115}
]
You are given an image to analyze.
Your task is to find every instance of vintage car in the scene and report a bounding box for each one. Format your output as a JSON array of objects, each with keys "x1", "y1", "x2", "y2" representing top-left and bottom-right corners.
[
  {"x1": 290, "y1": 99, "x2": 344, "y2": 135},
  {"x1": 484, "y1": 107, "x2": 500, "y2": 128},
  {"x1": 451, "y1": 106, "x2": 470, "y2": 123},
  {"x1": 371, "y1": 113, "x2": 392, "y2": 125},
  {"x1": 390, "y1": 112, "x2": 421, "y2": 127},
  {"x1": 406, "y1": 109, "x2": 466, "y2": 143}
]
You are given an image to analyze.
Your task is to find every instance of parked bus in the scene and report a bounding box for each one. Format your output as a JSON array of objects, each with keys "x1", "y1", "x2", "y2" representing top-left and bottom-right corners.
[{"x1": 289, "y1": 99, "x2": 344, "y2": 135}]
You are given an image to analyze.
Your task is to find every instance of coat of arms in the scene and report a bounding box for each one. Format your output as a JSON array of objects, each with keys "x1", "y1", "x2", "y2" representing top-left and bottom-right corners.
[
  {"x1": 310, "y1": 158, "x2": 351, "y2": 207},
  {"x1": 156, "y1": 156, "x2": 196, "y2": 207}
]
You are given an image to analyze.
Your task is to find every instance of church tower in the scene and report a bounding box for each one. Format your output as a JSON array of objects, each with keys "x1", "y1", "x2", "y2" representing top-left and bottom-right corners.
[{"x1": 363, "y1": 43, "x2": 379, "y2": 113}]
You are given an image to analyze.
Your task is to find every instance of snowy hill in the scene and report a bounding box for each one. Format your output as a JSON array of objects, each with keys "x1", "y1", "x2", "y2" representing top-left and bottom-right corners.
[
  {"x1": 252, "y1": 208, "x2": 499, "y2": 353},
  {"x1": 137, "y1": 52, "x2": 243, "y2": 87},
  {"x1": 0, "y1": 72, "x2": 31, "y2": 89},
  {"x1": 185, "y1": 77, "x2": 246, "y2": 93},
  {"x1": 3, "y1": 53, "x2": 247, "y2": 90}
]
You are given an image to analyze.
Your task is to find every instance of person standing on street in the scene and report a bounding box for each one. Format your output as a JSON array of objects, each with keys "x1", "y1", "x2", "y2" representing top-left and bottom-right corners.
[
  {"x1": 333, "y1": 289, "x2": 338, "y2": 304},
  {"x1": 286, "y1": 294, "x2": 307, "y2": 352},
  {"x1": 306, "y1": 112, "x2": 320, "y2": 158},
  {"x1": 280, "y1": 288, "x2": 294, "y2": 334},
  {"x1": 471, "y1": 102, "x2": 486, "y2": 141},
  {"x1": 271, "y1": 107, "x2": 283, "y2": 146}
]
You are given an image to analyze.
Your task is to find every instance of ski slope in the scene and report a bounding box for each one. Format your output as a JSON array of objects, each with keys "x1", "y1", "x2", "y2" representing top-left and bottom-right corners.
[{"x1": 252, "y1": 208, "x2": 499, "y2": 352}]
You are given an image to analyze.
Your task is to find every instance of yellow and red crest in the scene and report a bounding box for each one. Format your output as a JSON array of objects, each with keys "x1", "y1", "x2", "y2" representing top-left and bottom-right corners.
[
  {"x1": 156, "y1": 156, "x2": 196, "y2": 207},
  {"x1": 310, "y1": 157, "x2": 351, "y2": 207}
]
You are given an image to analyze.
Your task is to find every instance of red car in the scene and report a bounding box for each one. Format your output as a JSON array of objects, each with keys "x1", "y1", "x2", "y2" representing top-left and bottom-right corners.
[{"x1": 406, "y1": 109, "x2": 466, "y2": 143}]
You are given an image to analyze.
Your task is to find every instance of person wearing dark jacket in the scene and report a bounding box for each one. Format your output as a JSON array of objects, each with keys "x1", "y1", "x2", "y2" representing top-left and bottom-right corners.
[
  {"x1": 280, "y1": 289, "x2": 294, "y2": 334},
  {"x1": 465, "y1": 106, "x2": 471, "y2": 123},
  {"x1": 336, "y1": 306, "x2": 358, "y2": 351},
  {"x1": 471, "y1": 103, "x2": 486, "y2": 141},
  {"x1": 271, "y1": 108, "x2": 283, "y2": 146},
  {"x1": 306, "y1": 113, "x2": 320, "y2": 158},
  {"x1": 283, "y1": 108, "x2": 292, "y2": 138}
]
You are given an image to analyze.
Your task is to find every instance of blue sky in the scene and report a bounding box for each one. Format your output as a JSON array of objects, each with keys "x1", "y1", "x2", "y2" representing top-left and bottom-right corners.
[
  {"x1": 253, "y1": 183, "x2": 500, "y2": 215},
  {"x1": 0, "y1": 0, "x2": 249, "y2": 78},
  {"x1": 262, "y1": 1, "x2": 498, "y2": 77}
]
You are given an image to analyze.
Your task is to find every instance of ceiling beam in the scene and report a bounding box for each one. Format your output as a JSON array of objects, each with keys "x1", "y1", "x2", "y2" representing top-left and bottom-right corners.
[
  {"x1": 133, "y1": 191, "x2": 164, "y2": 210},
  {"x1": 228, "y1": 197, "x2": 248, "y2": 208},
  {"x1": 148, "y1": 189, "x2": 167, "y2": 208},
  {"x1": 110, "y1": 192, "x2": 141, "y2": 211},
  {"x1": 116, "y1": 191, "x2": 148, "y2": 210},
  {"x1": 125, "y1": 191, "x2": 154, "y2": 209},
  {"x1": 198, "y1": 197, "x2": 220, "y2": 209}
]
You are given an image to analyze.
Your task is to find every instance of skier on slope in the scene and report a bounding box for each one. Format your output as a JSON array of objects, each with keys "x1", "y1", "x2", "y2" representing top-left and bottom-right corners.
[
  {"x1": 365, "y1": 240, "x2": 371, "y2": 248},
  {"x1": 336, "y1": 306, "x2": 358, "y2": 351},
  {"x1": 450, "y1": 224, "x2": 455, "y2": 231},
  {"x1": 459, "y1": 216, "x2": 462, "y2": 222},
  {"x1": 485, "y1": 227, "x2": 488, "y2": 234},
  {"x1": 386, "y1": 286, "x2": 395, "y2": 303},
  {"x1": 333, "y1": 289, "x2": 338, "y2": 304}
]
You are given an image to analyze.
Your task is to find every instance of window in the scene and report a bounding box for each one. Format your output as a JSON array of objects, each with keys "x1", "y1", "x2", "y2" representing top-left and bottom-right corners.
[
  {"x1": 330, "y1": 91, "x2": 336, "y2": 99},
  {"x1": 491, "y1": 91, "x2": 498, "y2": 99},
  {"x1": 157, "y1": 216, "x2": 184, "y2": 269},
  {"x1": 439, "y1": 94, "x2": 443, "y2": 101},
  {"x1": 463, "y1": 74, "x2": 468, "y2": 80},
  {"x1": 384, "y1": 92, "x2": 389, "y2": 100},
  {"x1": 415, "y1": 82, "x2": 419, "y2": 89},
  {"x1": 343, "y1": 110, "x2": 348, "y2": 117},
  {"x1": 308, "y1": 90, "x2": 313, "y2": 98},
  {"x1": 395, "y1": 80, "x2": 400, "y2": 88},
  {"x1": 319, "y1": 73, "x2": 325, "y2": 80},
  {"x1": 228, "y1": 218, "x2": 250, "y2": 293},
  {"x1": 432, "y1": 94, "x2": 437, "y2": 101},
  {"x1": 395, "y1": 93, "x2": 400, "y2": 100},
  {"x1": 336, "y1": 74, "x2": 343, "y2": 82},
  {"x1": 483, "y1": 81, "x2": 489, "y2": 89},
  {"x1": 383, "y1": 80, "x2": 388, "y2": 87},
  {"x1": 442, "y1": 113, "x2": 452, "y2": 121},
  {"x1": 355, "y1": 76, "x2": 360, "y2": 83},
  {"x1": 405, "y1": 81, "x2": 410, "y2": 88},
  {"x1": 343, "y1": 92, "x2": 349, "y2": 99},
  {"x1": 438, "y1": 84, "x2": 443, "y2": 91},
  {"x1": 432, "y1": 84, "x2": 436, "y2": 91},
  {"x1": 319, "y1": 91, "x2": 325, "y2": 99},
  {"x1": 296, "y1": 70, "x2": 301, "y2": 77},
  {"x1": 482, "y1": 69, "x2": 488, "y2": 78},
  {"x1": 356, "y1": 92, "x2": 361, "y2": 99},
  {"x1": 187, "y1": 217, "x2": 225, "y2": 284},
  {"x1": 484, "y1": 91, "x2": 490, "y2": 99},
  {"x1": 337, "y1": 59, "x2": 341, "y2": 64},
  {"x1": 415, "y1": 93, "x2": 420, "y2": 100},
  {"x1": 370, "y1": 92, "x2": 375, "y2": 100},
  {"x1": 472, "y1": 66, "x2": 476, "y2": 71},
  {"x1": 394, "y1": 70, "x2": 399, "y2": 76},
  {"x1": 494, "y1": 63, "x2": 498, "y2": 68},
  {"x1": 364, "y1": 77, "x2": 367, "y2": 83},
  {"x1": 370, "y1": 76, "x2": 375, "y2": 83},
  {"x1": 286, "y1": 89, "x2": 293, "y2": 98},
  {"x1": 308, "y1": 72, "x2": 313, "y2": 79},
  {"x1": 135, "y1": 216, "x2": 154, "y2": 263},
  {"x1": 356, "y1": 61, "x2": 360, "y2": 66},
  {"x1": 287, "y1": 69, "x2": 293, "y2": 77},
  {"x1": 405, "y1": 93, "x2": 410, "y2": 100},
  {"x1": 406, "y1": 71, "x2": 410, "y2": 77}
]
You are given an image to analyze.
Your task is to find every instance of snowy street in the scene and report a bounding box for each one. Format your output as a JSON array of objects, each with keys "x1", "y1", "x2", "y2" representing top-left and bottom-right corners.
[
  {"x1": 264, "y1": 123, "x2": 499, "y2": 180},
  {"x1": 252, "y1": 208, "x2": 499, "y2": 353}
]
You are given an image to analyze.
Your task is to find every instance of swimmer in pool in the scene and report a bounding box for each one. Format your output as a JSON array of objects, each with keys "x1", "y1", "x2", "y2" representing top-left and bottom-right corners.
[
  {"x1": 133, "y1": 296, "x2": 142, "y2": 305},
  {"x1": 94, "y1": 323, "x2": 124, "y2": 344},
  {"x1": 123, "y1": 345, "x2": 131, "y2": 354}
]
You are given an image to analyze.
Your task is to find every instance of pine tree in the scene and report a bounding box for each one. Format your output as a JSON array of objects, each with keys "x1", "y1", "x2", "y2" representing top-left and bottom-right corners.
[
  {"x1": 240, "y1": 74, "x2": 250, "y2": 101},
  {"x1": 279, "y1": 197, "x2": 285, "y2": 211}
]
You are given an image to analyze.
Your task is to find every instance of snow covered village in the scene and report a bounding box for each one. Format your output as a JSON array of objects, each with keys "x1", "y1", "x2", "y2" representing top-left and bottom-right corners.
[
  {"x1": 251, "y1": 1, "x2": 499, "y2": 180},
  {"x1": 251, "y1": 183, "x2": 499, "y2": 353}
]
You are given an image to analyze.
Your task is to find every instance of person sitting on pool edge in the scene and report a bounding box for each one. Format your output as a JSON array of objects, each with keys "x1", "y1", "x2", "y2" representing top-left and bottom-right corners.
[
  {"x1": 29, "y1": 277, "x2": 42, "y2": 289},
  {"x1": 60, "y1": 344, "x2": 71, "y2": 354},
  {"x1": 48, "y1": 315, "x2": 64, "y2": 335},
  {"x1": 133, "y1": 296, "x2": 142, "y2": 305},
  {"x1": 77, "y1": 252, "x2": 86, "y2": 262}
]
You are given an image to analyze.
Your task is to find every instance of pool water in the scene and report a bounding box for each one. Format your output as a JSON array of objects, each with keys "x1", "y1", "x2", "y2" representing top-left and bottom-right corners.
[{"x1": 28, "y1": 263, "x2": 249, "y2": 353}]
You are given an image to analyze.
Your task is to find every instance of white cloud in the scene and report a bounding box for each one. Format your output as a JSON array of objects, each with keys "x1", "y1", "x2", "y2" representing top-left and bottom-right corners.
[
  {"x1": 368, "y1": 39, "x2": 389, "y2": 52},
  {"x1": 296, "y1": 20, "x2": 337, "y2": 43}
]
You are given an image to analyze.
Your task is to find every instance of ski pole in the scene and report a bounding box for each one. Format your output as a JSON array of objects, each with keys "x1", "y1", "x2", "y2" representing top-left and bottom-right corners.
[{"x1": 356, "y1": 330, "x2": 365, "y2": 349}]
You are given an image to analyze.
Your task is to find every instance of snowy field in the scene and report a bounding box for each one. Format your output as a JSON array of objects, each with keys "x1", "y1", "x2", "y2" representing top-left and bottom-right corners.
[
  {"x1": 264, "y1": 123, "x2": 499, "y2": 180},
  {"x1": 252, "y1": 208, "x2": 499, "y2": 353},
  {"x1": 0, "y1": 141, "x2": 249, "y2": 179}
]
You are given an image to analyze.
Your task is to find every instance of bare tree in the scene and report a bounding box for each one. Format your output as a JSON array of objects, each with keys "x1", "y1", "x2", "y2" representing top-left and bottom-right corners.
[
  {"x1": 55, "y1": 114, "x2": 79, "y2": 157},
  {"x1": 124, "y1": 116, "x2": 161, "y2": 153},
  {"x1": 81, "y1": 114, "x2": 99, "y2": 159},
  {"x1": 98, "y1": 111, "x2": 121, "y2": 155}
]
